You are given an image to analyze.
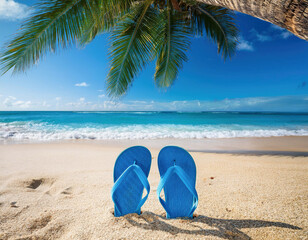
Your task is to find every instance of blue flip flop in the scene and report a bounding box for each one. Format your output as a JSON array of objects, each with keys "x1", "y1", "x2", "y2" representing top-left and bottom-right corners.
[
  {"x1": 111, "y1": 146, "x2": 151, "y2": 217},
  {"x1": 157, "y1": 146, "x2": 198, "y2": 218}
]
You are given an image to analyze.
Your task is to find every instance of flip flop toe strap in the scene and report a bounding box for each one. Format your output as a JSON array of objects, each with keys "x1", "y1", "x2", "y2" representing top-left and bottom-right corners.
[
  {"x1": 157, "y1": 165, "x2": 198, "y2": 218},
  {"x1": 112, "y1": 163, "x2": 150, "y2": 216}
]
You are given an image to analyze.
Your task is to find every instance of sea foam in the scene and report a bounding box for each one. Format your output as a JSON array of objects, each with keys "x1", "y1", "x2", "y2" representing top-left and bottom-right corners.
[{"x1": 1, "y1": 121, "x2": 308, "y2": 142}]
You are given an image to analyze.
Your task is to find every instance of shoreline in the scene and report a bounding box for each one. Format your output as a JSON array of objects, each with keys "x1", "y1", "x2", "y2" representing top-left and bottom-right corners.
[{"x1": 1, "y1": 136, "x2": 308, "y2": 155}]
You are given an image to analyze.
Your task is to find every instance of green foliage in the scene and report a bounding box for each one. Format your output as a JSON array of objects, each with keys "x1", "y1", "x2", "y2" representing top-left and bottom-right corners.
[
  {"x1": 78, "y1": 0, "x2": 134, "y2": 46},
  {"x1": 0, "y1": 0, "x2": 238, "y2": 97},
  {"x1": 186, "y1": 2, "x2": 238, "y2": 60},
  {"x1": 154, "y1": 8, "x2": 191, "y2": 88},
  {"x1": 107, "y1": 0, "x2": 157, "y2": 96},
  {"x1": 1, "y1": 0, "x2": 97, "y2": 74},
  {"x1": 78, "y1": 1, "x2": 113, "y2": 46}
]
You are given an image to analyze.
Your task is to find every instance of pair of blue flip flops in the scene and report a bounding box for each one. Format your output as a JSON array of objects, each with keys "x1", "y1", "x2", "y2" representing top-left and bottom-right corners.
[{"x1": 111, "y1": 146, "x2": 198, "y2": 219}]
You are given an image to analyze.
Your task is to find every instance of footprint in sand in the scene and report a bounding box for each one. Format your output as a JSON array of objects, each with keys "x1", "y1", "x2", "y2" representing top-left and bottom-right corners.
[
  {"x1": 61, "y1": 187, "x2": 73, "y2": 195},
  {"x1": 23, "y1": 214, "x2": 64, "y2": 239},
  {"x1": 10, "y1": 201, "x2": 18, "y2": 208},
  {"x1": 24, "y1": 178, "x2": 56, "y2": 195},
  {"x1": 28, "y1": 215, "x2": 52, "y2": 232},
  {"x1": 27, "y1": 179, "x2": 44, "y2": 189}
]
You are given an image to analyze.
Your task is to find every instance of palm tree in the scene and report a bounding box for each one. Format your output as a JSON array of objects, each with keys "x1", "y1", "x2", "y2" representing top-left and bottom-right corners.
[
  {"x1": 0, "y1": 0, "x2": 238, "y2": 97},
  {"x1": 199, "y1": 0, "x2": 308, "y2": 41}
]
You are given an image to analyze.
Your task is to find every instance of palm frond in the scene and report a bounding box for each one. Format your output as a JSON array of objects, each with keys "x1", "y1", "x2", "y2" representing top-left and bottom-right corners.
[
  {"x1": 77, "y1": 1, "x2": 108, "y2": 46},
  {"x1": 78, "y1": 0, "x2": 134, "y2": 46},
  {"x1": 78, "y1": 19, "x2": 102, "y2": 47},
  {"x1": 107, "y1": 0, "x2": 157, "y2": 97},
  {"x1": 0, "y1": 0, "x2": 96, "y2": 74},
  {"x1": 154, "y1": 7, "x2": 191, "y2": 88},
  {"x1": 186, "y1": 2, "x2": 238, "y2": 60},
  {"x1": 108, "y1": 0, "x2": 136, "y2": 12}
]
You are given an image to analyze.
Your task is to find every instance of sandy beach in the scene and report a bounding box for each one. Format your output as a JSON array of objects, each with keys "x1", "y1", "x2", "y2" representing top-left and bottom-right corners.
[
  {"x1": 0, "y1": 137, "x2": 307, "y2": 240},
  {"x1": 0, "y1": 0, "x2": 307, "y2": 237}
]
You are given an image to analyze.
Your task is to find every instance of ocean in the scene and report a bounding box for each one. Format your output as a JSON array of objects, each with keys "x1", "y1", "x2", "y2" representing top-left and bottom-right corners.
[{"x1": 0, "y1": 111, "x2": 308, "y2": 142}]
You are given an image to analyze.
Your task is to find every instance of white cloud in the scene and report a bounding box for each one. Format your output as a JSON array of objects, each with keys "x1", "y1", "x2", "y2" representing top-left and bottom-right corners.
[
  {"x1": 3, "y1": 96, "x2": 16, "y2": 107},
  {"x1": 103, "y1": 96, "x2": 308, "y2": 112},
  {"x1": 271, "y1": 25, "x2": 283, "y2": 31},
  {"x1": 271, "y1": 24, "x2": 293, "y2": 39},
  {"x1": 98, "y1": 90, "x2": 104, "y2": 92},
  {"x1": 54, "y1": 95, "x2": 308, "y2": 111},
  {"x1": 251, "y1": 29, "x2": 272, "y2": 42},
  {"x1": 3, "y1": 96, "x2": 31, "y2": 108},
  {"x1": 66, "y1": 98, "x2": 92, "y2": 109},
  {"x1": 237, "y1": 37, "x2": 254, "y2": 51},
  {"x1": 14, "y1": 100, "x2": 31, "y2": 108},
  {"x1": 0, "y1": 0, "x2": 29, "y2": 20},
  {"x1": 281, "y1": 31, "x2": 292, "y2": 39},
  {"x1": 98, "y1": 94, "x2": 105, "y2": 98},
  {"x1": 1, "y1": 95, "x2": 307, "y2": 112},
  {"x1": 42, "y1": 101, "x2": 51, "y2": 108},
  {"x1": 55, "y1": 97, "x2": 61, "y2": 101},
  {"x1": 75, "y1": 82, "x2": 89, "y2": 87},
  {"x1": 129, "y1": 100, "x2": 147, "y2": 104}
]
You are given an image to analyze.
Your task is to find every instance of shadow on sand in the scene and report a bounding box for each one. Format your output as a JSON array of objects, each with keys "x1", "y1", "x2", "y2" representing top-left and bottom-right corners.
[{"x1": 124, "y1": 211, "x2": 301, "y2": 240}]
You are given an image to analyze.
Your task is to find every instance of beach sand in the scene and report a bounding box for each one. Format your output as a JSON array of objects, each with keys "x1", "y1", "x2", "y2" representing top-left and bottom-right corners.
[{"x1": 0, "y1": 137, "x2": 307, "y2": 239}]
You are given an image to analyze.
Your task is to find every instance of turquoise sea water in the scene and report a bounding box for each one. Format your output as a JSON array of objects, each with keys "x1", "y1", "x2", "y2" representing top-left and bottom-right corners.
[{"x1": 0, "y1": 111, "x2": 308, "y2": 142}]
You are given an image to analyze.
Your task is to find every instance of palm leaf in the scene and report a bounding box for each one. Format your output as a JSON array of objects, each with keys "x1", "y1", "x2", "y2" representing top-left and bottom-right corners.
[
  {"x1": 78, "y1": 1, "x2": 108, "y2": 46},
  {"x1": 107, "y1": 0, "x2": 157, "y2": 97},
  {"x1": 78, "y1": 0, "x2": 134, "y2": 46},
  {"x1": 0, "y1": 0, "x2": 97, "y2": 74},
  {"x1": 154, "y1": 7, "x2": 191, "y2": 88},
  {"x1": 78, "y1": 18, "x2": 102, "y2": 47},
  {"x1": 186, "y1": 2, "x2": 238, "y2": 60},
  {"x1": 108, "y1": 0, "x2": 136, "y2": 12}
]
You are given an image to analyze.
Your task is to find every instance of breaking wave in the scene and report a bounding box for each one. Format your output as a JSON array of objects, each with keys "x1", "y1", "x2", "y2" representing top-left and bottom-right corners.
[{"x1": 1, "y1": 121, "x2": 308, "y2": 142}]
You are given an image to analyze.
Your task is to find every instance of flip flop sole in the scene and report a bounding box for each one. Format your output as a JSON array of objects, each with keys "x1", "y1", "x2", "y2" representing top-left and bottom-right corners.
[
  {"x1": 113, "y1": 146, "x2": 151, "y2": 216},
  {"x1": 158, "y1": 146, "x2": 197, "y2": 218}
]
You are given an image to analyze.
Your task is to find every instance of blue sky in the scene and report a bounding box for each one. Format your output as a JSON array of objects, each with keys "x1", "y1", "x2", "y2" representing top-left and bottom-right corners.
[{"x1": 0, "y1": 0, "x2": 307, "y2": 111}]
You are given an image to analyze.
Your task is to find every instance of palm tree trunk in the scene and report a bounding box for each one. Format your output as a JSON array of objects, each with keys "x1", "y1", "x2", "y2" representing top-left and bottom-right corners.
[{"x1": 197, "y1": 0, "x2": 308, "y2": 41}]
